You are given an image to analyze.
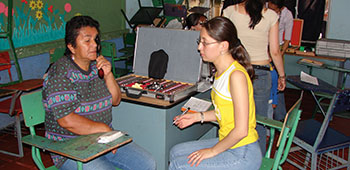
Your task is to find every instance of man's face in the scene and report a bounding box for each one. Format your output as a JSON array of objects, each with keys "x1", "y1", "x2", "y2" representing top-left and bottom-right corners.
[{"x1": 268, "y1": 2, "x2": 281, "y2": 14}]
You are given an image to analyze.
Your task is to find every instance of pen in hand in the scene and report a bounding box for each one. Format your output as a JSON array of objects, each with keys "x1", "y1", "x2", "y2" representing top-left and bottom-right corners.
[{"x1": 173, "y1": 107, "x2": 190, "y2": 124}]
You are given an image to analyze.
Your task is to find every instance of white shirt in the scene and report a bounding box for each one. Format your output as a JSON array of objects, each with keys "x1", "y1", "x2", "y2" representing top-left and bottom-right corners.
[{"x1": 279, "y1": 7, "x2": 294, "y2": 45}]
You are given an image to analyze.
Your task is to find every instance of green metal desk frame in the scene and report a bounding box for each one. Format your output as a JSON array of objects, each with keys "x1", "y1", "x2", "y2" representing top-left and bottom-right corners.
[{"x1": 0, "y1": 0, "x2": 23, "y2": 87}]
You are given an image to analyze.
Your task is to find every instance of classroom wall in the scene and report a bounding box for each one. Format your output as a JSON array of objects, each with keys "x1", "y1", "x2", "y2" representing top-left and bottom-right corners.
[
  {"x1": 2, "y1": 0, "x2": 349, "y2": 85},
  {"x1": 0, "y1": 0, "x2": 126, "y2": 83},
  {"x1": 1, "y1": 0, "x2": 180, "y2": 83},
  {"x1": 326, "y1": 0, "x2": 350, "y2": 88},
  {"x1": 0, "y1": 38, "x2": 124, "y2": 83},
  {"x1": 0, "y1": 0, "x2": 126, "y2": 52},
  {"x1": 327, "y1": 0, "x2": 350, "y2": 41}
]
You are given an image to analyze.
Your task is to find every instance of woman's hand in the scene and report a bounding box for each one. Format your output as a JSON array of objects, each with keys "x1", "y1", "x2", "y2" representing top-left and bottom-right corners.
[
  {"x1": 278, "y1": 76, "x2": 286, "y2": 91},
  {"x1": 173, "y1": 113, "x2": 199, "y2": 129},
  {"x1": 96, "y1": 55, "x2": 112, "y2": 78},
  {"x1": 187, "y1": 148, "x2": 216, "y2": 167}
]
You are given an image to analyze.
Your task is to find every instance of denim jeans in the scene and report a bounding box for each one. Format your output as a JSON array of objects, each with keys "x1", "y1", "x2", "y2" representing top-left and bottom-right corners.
[
  {"x1": 253, "y1": 68, "x2": 271, "y2": 156},
  {"x1": 60, "y1": 142, "x2": 156, "y2": 170},
  {"x1": 274, "y1": 92, "x2": 287, "y2": 121},
  {"x1": 169, "y1": 138, "x2": 262, "y2": 170}
]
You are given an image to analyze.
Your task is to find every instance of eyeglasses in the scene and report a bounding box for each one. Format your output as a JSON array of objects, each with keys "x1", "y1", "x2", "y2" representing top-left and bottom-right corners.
[
  {"x1": 196, "y1": 39, "x2": 218, "y2": 47},
  {"x1": 198, "y1": 20, "x2": 207, "y2": 25}
]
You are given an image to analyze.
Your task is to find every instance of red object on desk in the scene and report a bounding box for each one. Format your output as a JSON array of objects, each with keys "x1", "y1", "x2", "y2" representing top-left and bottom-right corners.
[{"x1": 290, "y1": 19, "x2": 304, "y2": 47}]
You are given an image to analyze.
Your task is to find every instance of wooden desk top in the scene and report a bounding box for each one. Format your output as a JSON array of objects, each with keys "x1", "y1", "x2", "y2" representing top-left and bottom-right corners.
[
  {"x1": 22, "y1": 132, "x2": 132, "y2": 162},
  {"x1": 286, "y1": 51, "x2": 347, "y2": 62},
  {"x1": 0, "y1": 89, "x2": 16, "y2": 98},
  {"x1": 0, "y1": 79, "x2": 43, "y2": 91},
  {"x1": 121, "y1": 92, "x2": 196, "y2": 109},
  {"x1": 121, "y1": 93, "x2": 177, "y2": 108},
  {"x1": 287, "y1": 75, "x2": 338, "y2": 95}
]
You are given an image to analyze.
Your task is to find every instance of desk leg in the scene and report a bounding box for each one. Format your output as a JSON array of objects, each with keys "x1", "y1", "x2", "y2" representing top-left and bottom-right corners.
[
  {"x1": 0, "y1": 90, "x2": 24, "y2": 157},
  {"x1": 8, "y1": 90, "x2": 22, "y2": 115},
  {"x1": 15, "y1": 114, "x2": 23, "y2": 157},
  {"x1": 341, "y1": 73, "x2": 348, "y2": 90},
  {"x1": 310, "y1": 91, "x2": 326, "y2": 116},
  {"x1": 77, "y1": 161, "x2": 83, "y2": 170},
  {"x1": 307, "y1": 66, "x2": 313, "y2": 75}
]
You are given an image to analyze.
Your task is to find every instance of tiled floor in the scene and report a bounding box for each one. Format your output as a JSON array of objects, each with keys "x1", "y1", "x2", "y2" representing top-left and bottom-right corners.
[{"x1": 0, "y1": 88, "x2": 348, "y2": 170}]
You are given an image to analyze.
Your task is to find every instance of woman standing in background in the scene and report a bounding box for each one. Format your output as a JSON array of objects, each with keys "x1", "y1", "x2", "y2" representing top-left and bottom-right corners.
[{"x1": 223, "y1": 0, "x2": 286, "y2": 155}]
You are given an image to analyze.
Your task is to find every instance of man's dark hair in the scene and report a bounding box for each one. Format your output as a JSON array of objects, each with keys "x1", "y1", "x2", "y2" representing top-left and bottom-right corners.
[
  {"x1": 269, "y1": 0, "x2": 285, "y2": 9},
  {"x1": 184, "y1": 13, "x2": 207, "y2": 29},
  {"x1": 64, "y1": 16, "x2": 100, "y2": 57}
]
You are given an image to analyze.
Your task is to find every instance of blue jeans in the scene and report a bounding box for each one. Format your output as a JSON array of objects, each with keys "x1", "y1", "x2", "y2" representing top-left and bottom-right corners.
[
  {"x1": 253, "y1": 68, "x2": 271, "y2": 156},
  {"x1": 274, "y1": 92, "x2": 287, "y2": 121},
  {"x1": 169, "y1": 138, "x2": 262, "y2": 170},
  {"x1": 60, "y1": 142, "x2": 156, "y2": 170}
]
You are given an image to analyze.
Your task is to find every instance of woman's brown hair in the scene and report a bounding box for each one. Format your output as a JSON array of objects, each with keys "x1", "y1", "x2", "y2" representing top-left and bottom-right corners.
[{"x1": 202, "y1": 16, "x2": 254, "y2": 79}]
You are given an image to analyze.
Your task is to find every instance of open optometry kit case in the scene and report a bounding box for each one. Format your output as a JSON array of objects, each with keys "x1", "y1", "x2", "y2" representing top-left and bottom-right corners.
[{"x1": 116, "y1": 27, "x2": 212, "y2": 103}]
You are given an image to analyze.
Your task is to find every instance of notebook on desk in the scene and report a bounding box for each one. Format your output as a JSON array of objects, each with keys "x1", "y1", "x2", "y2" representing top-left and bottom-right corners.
[{"x1": 181, "y1": 97, "x2": 212, "y2": 113}]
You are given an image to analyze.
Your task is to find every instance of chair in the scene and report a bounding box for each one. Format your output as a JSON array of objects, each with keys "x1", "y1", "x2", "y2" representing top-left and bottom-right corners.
[
  {"x1": 153, "y1": 0, "x2": 187, "y2": 26},
  {"x1": 20, "y1": 90, "x2": 131, "y2": 170},
  {"x1": 117, "y1": 32, "x2": 136, "y2": 77},
  {"x1": 286, "y1": 89, "x2": 350, "y2": 170},
  {"x1": 120, "y1": 0, "x2": 165, "y2": 32},
  {"x1": 49, "y1": 48, "x2": 65, "y2": 64},
  {"x1": 0, "y1": 78, "x2": 43, "y2": 157},
  {"x1": 258, "y1": 92, "x2": 303, "y2": 170},
  {"x1": 100, "y1": 41, "x2": 118, "y2": 77},
  {"x1": 0, "y1": 0, "x2": 23, "y2": 87},
  {"x1": 0, "y1": 51, "x2": 13, "y2": 81}
]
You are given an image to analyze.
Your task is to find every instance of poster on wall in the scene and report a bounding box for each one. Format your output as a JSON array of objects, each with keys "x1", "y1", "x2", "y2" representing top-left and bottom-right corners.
[{"x1": 0, "y1": 0, "x2": 125, "y2": 51}]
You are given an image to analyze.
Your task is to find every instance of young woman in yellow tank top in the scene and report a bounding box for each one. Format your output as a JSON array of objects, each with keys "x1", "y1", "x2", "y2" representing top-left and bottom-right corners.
[{"x1": 169, "y1": 16, "x2": 262, "y2": 170}]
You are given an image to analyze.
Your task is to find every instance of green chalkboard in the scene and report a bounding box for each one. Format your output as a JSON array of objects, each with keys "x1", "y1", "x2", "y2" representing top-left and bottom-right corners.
[{"x1": 0, "y1": 0, "x2": 126, "y2": 57}]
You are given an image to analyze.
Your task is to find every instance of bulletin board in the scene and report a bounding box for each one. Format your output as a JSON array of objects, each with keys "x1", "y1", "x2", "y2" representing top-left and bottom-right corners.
[
  {"x1": 0, "y1": 0, "x2": 126, "y2": 52},
  {"x1": 290, "y1": 19, "x2": 304, "y2": 47}
]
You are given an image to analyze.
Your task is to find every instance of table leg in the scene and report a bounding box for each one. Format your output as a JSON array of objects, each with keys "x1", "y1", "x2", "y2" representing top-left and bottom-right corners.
[
  {"x1": 310, "y1": 91, "x2": 326, "y2": 116},
  {"x1": 8, "y1": 90, "x2": 22, "y2": 116},
  {"x1": 341, "y1": 73, "x2": 348, "y2": 90},
  {"x1": 0, "y1": 90, "x2": 24, "y2": 157}
]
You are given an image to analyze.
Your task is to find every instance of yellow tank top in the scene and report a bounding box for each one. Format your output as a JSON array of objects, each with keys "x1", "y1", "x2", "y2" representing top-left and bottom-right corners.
[{"x1": 211, "y1": 61, "x2": 258, "y2": 149}]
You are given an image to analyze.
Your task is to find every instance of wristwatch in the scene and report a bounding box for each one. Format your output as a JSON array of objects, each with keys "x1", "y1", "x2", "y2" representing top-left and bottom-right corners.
[{"x1": 200, "y1": 112, "x2": 204, "y2": 124}]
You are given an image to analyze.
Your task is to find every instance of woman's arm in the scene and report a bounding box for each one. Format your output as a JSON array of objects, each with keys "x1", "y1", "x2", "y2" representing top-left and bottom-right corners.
[
  {"x1": 104, "y1": 72, "x2": 121, "y2": 106},
  {"x1": 187, "y1": 70, "x2": 250, "y2": 167},
  {"x1": 96, "y1": 56, "x2": 121, "y2": 106},
  {"x1": 58, "y1": 112, "x2": 112, "y2": 135},
  {"x1": 173, "y1": 110, "x2": 216, "y2": 129},
  {"x1": 269, "y1": 22, "x2": 286, "y2": 91},
  {"x1": 211, "y1": 71, "x2": 249, "y2": 154}
]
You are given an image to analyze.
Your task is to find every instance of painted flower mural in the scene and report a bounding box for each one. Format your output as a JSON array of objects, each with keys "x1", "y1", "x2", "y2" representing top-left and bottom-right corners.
[{"x1": 0, "y1": 1, "x2": 72, "y2": 51}]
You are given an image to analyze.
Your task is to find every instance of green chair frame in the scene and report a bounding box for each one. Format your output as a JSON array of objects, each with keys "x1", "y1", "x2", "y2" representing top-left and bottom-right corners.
[
  {"x1": 117, "y1": 32, "x2": 136, "y2": 77},
  {"x1": 0, "y1": 0, "x2": 23, "y2": 87},
  {"x1": 258, "y1": 92, "x2": 303, "y2": 170},
  {"x1": 20, "y1": 90, "x2": 127, "y2": 170},
  {"x1": 20, "y1": 90, "x2": 81, "y2": 170}
]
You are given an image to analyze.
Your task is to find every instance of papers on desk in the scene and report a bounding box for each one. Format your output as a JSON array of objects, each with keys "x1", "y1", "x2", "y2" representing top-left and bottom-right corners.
[
  {"x1": 97, "y1": 131, "x2": 124, "y2": 144},
  {"x1": 300, "y1": 71, "x2": 319, "y2": 86},
  {"x1": 181, "y1": 97, "x2": 212, "y2": 113}
]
